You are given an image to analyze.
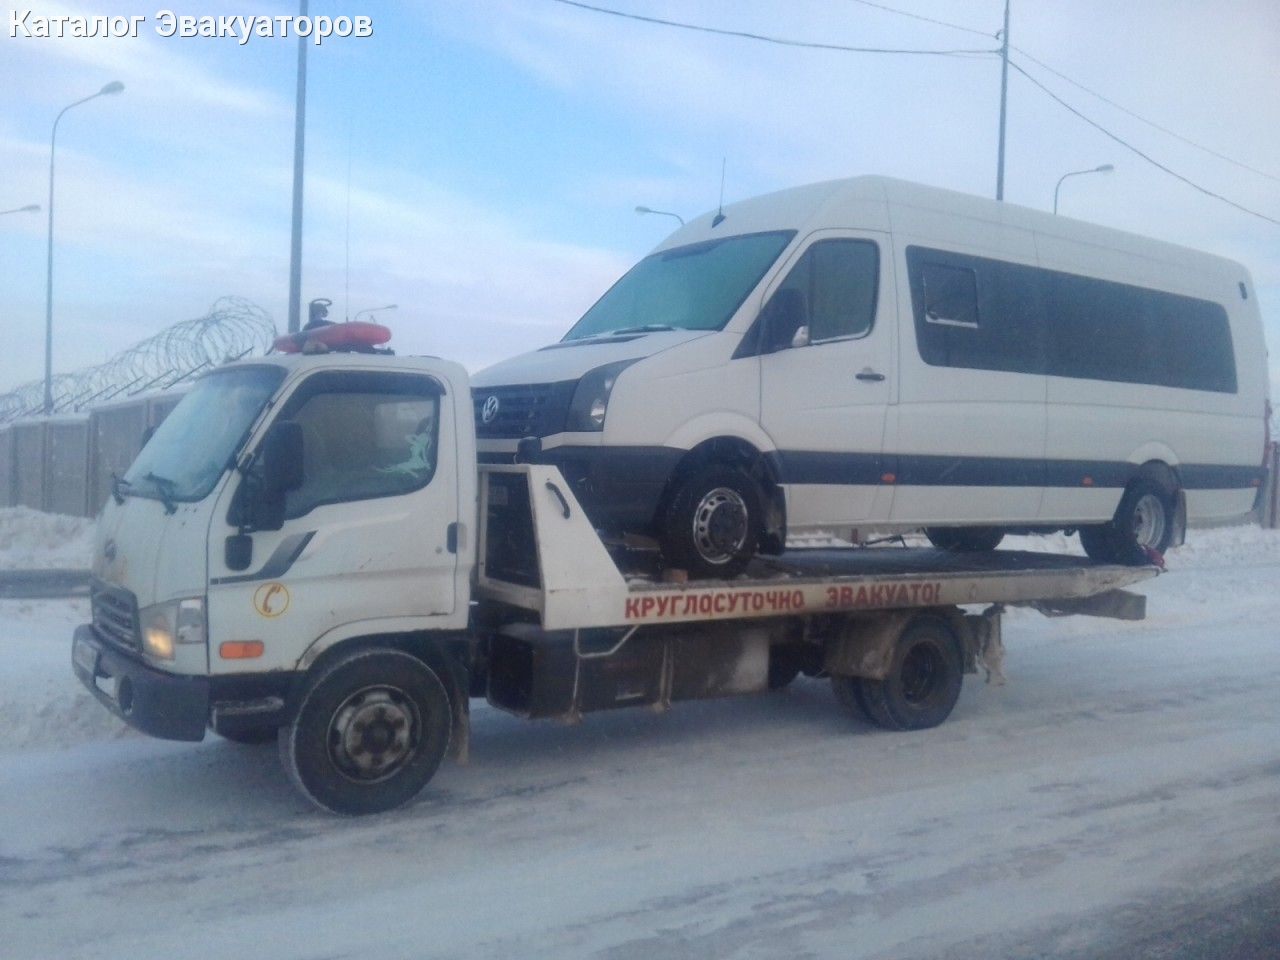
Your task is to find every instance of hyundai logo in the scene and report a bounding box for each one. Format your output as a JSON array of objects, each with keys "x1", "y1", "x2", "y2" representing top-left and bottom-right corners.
[{"x1": 481, "y1": 395, "x2": 500, "y2": 424}]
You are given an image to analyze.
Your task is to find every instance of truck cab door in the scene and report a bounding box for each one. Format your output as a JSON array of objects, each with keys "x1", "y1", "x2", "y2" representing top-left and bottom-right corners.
[
  {"x1": 207, "y1": 370, "x2": 460, "y2": 675},
  {"x1": 758, "y1": 230, "x2": 894, "y2": 532}
]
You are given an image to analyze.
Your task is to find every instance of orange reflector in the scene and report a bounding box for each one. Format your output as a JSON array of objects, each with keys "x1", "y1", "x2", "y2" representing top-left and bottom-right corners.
[
  {"x1": 220, "y1": 641, "x2": 264, "y2": 660},
  {"x1": 881, "y1": 473, "x2": 897, "y2": 485},
  {"x1": 1252, "y1": 478, "x2": 1262, "y2": 487},
  {"x1": 1082, "y1": 476, "x2": 1094, "y2": 487}
]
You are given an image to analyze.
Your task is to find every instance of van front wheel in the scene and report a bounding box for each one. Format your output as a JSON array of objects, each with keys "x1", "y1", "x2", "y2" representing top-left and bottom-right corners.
[{"x1": 662, "y1": 465, "x2": 763, "y2": 579}]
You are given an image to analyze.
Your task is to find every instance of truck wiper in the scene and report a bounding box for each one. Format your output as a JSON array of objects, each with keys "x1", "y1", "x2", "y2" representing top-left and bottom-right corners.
[
  {"x1": 143, "y1": 471, "x2": 179, "y2": 515},
  {"x1": 110, "y1": 473, "x2": 131, "y2": 505},
  {"x1": 607, "y1": 324, "x2": 677, "y2": 335}
]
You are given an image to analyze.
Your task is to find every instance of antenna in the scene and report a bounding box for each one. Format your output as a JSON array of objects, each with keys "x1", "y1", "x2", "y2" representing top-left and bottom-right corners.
[{"x1": 712, "y1": 157, "x2": 726, "y2": 227}]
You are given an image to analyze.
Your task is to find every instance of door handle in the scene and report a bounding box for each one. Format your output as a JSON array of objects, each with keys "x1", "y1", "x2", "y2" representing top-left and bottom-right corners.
[{"x1": 856, "y1": 369, "x2": 885, "y2": 382}]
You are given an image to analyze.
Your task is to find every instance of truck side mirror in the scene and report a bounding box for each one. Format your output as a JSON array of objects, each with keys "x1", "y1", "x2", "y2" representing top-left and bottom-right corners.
[{"x1": 761, "y1": 288, "x2": 808, "y2": 353}]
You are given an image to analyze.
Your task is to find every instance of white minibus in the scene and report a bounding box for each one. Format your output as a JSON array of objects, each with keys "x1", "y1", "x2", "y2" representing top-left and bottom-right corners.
[{"x1": 472, "y1": 177, "x2": 1268, "y2": 577}]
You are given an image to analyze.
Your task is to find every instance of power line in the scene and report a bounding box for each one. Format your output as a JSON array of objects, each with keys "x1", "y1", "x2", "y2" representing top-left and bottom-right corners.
[
  {"x1": 548, "y1": 0, "x2": 996, "y2": 57},
  {"x1": 845, "y1": 0, "x2": 995, "y2": 39},
  {"x1": 1008, "y1": 59, "x2": 1280, "y2": 227},
  {"x1": 1012, "y1": 46, "x2": 1280, "y2": 185}
]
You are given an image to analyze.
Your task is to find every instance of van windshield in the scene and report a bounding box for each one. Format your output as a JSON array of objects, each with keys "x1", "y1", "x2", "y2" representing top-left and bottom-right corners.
[
  {"x1": 563, "y1": 230, "x2": 795, "y2": 341},
  {"x1": 123, "y1": 365, "x2": 285, "y2": 504}
]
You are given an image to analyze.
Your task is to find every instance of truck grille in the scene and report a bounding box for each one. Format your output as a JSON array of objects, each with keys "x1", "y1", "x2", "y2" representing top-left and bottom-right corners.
[
  {"x1": 91, "y1": 580, "x2": 141, "y2": 652},
  {"x1": 472, "y1": 382, "x2": 575, "y2": 440}
]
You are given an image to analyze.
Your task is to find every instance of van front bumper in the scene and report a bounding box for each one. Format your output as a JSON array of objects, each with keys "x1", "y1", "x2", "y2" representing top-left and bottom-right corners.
[{"x1": 72, "y1": 624, "x2": 209, "y2": 741}]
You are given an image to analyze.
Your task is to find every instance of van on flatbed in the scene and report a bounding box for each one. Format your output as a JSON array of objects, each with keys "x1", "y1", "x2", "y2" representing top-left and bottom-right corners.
[
  {"x1": 73, "y1": 344, "x2": 1160, "y2": 814},
  {"x1": 473, "y1": 176, "x2": 1269, "y2": 577}
]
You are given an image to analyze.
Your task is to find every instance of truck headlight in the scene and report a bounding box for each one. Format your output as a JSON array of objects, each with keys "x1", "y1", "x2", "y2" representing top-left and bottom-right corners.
[
  {"x1": 566, "y1": 360, "x2": 637, "y2": 432},
  {"x1": 140, "y1": 597, "x2": 205, "y2": 661}
]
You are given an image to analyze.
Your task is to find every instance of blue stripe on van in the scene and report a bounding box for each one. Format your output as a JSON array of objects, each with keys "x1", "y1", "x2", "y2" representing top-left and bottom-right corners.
[{"x1": 771, "y1": 451, "x2": 1261, "y2": 490}]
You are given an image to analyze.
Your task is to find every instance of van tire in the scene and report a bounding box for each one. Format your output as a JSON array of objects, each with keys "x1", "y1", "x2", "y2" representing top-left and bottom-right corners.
[
  {"x1": 848, "y1": 616, "x2": 963, "y2": 731},
  {"x1": 924, "y1": 526, "x2": 1005, "y2": 552},
  {"x1": 661, "y1": 464, "x2": 762, "y2": 579},
  {"x1": 1080, "y1": 479, "x2": 1175, "y2": 565},
  {"x1": 280, "y1": 648, "x2": 452, "y2": 815}
]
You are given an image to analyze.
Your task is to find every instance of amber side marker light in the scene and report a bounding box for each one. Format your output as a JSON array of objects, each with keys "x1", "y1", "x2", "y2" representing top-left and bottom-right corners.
[
  {"x1": 881, "y1": 473, "x2": 897, "y2": 485},
  {"x1": 220, "y1": 641, "x2": 264, "y2": 660},
  {"x1": 1082, "y1": 476, "x2": 1095, "y2": 487}
]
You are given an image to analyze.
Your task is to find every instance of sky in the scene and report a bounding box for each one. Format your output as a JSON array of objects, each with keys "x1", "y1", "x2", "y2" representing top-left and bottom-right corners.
[{"x1": 1, "y1": 0, "x2": 1278, "y2": 400}]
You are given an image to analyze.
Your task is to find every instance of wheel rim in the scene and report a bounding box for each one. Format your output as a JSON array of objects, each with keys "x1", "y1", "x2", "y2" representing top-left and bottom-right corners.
[
  {"x1": 691, "y1": 486, "x2": 749, "y2": 565},
  {"x1": 327, "y1": 685, "x2": 421, "y2": 784},
  {"x1": 899, "y1": 642, "x2": 945, "y2": 705},
  {"x1": 1130, "y1": 493, "x2": 1166, "y2": 549}
]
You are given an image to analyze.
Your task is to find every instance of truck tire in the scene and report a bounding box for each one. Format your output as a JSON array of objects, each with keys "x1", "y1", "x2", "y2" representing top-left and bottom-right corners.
[
  {"x1": 924, "y1": 526, "x2": 1005, "y2": 552},
  {"x1": 1080, "y1": 479, "x2": 1174, "y2": 566},
  {"x1": 850, "y1": 616, "x2": 963, "y2": 731},
  {"x1": 280, "y1": 648, "x2": 452, "y2": 815},
  {"x1": 661, "y1": 464, "x2": 763, "y2": 579}
]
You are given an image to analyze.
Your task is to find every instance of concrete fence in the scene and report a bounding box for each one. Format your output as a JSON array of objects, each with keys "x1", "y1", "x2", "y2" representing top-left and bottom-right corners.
[{"x1": 0, "y1": 388, "x2": 186, "y2": 518}]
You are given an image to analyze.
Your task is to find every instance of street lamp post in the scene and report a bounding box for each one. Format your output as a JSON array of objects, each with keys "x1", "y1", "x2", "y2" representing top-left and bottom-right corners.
[
  {"x1": 1, "y1": 204, "x2": 40, "y2": 216},
  {"x1": 44, "y1": 81, "x2": 124, "y2": 415},
  {"x1": 635, "y1": 205, "x2": 685, "y2": 227},
  {"x1": 1053, "y1": 163, "x2": 1114, "y2": 215}
]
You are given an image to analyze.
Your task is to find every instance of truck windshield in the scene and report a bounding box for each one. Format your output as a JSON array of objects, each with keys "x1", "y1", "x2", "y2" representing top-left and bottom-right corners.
[
  {"x1": 563, "y1": 230, "x2": 795, "y2": 341},
  {"x1": 123, "y1": 365, "x2": 285, "y2": 503}
]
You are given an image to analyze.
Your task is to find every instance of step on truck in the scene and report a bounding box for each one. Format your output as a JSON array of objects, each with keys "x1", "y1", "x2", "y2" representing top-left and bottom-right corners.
[{"x1": 73, "y1": 347, "x2": 1159, "y2": 814}]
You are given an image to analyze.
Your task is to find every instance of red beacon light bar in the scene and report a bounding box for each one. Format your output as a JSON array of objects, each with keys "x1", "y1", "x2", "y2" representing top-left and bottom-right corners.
[{"x1": 272, "y1": 298, "x2": 394, "y2": 355}]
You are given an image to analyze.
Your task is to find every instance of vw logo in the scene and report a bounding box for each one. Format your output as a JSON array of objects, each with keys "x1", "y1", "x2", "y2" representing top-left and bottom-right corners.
[{"x1": 481, "y1": 395, "x2": 500, "y2": 424}]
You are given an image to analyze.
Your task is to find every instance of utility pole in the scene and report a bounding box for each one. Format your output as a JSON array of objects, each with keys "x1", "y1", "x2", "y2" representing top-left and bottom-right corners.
[
  {"x1": 286, "y1": 0, "x2": 309, "y2": 333},
  {"x1": 995, "y1": 0, "x2": 1011, "y2": 201}
]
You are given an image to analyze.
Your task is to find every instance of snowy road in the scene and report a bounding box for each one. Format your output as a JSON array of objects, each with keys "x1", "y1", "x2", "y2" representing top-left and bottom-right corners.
[{"x1": 4, "y1": 530, "x2": 1280, "y2": 959}]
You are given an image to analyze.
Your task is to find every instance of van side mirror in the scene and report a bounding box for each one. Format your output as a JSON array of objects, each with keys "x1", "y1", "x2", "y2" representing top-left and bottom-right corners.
[
  {"x1": 790, "y1": 325, "x2": 811, "y2": 349},
  {"x1": 260, "y1": 420, "x2": 304, "y2": 493},
  {"x1": 761, "y1": 288, "x2": 808, "y2": 353}
]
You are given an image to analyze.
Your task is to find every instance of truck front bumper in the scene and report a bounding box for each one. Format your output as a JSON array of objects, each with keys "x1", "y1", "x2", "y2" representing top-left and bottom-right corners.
[{"x1": 72, "y1": 624, "x2": 209, "y2": 741}]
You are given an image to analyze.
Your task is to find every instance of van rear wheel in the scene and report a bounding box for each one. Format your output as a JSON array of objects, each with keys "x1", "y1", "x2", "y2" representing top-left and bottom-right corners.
[
  {"x1": 1080, "y1": 479, "x2": 1174, "y2": 565},
  {"x1": 661, "y1": 464, "x2": 763, "y2": 579},
  {"x1": 924, "y1": 526, "x2": 1005, "y2": 552}
]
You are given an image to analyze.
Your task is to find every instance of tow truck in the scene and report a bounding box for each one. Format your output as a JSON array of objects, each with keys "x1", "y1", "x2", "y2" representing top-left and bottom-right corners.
[{"x1": 73, "y1": 326, "x2": 1159, "y2": 814}]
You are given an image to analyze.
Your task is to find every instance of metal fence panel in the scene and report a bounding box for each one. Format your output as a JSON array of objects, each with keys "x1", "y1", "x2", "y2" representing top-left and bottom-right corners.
[
  {"x1": 12, "y1": 422, "x2": 46, "y2": 510},
  {"x1": 45, "y1": 419, "x2": 90, "y2": 517},
  {"x1": 88, "y1": 402, "x2": 148, "y2": 516},
  {"x1": 0, "y1": 427, "x2": 12, "y2": 507}
]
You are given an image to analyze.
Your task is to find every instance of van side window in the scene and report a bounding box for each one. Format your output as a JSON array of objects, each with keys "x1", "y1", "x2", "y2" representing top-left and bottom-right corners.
[
  {"x1": 775, "y1": 239, "x2": 879, "y2": 343},
  {"x1": 279, "y1": 372, "x2": 442, "y2": 519},
  {"x1": 921, "y1": 262, "x2": 979, "y2": 327},
  {"x1": 906, "y1": 245, "x2": 1235, "y2": 392}
]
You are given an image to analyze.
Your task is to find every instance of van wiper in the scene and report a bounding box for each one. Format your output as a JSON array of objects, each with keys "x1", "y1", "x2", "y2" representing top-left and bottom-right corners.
[
  {"x1": 143, "y1": 471, "x2": 179, "y2": 515},
  {"x1": 607, "y1": 324, "x2": 677, "y2": 335}
]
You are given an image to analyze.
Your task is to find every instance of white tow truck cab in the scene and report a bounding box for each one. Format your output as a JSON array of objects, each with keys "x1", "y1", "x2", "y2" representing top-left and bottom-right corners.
[{"x1": 74, "y1": 339, "x2": 1159, "y2": 815}]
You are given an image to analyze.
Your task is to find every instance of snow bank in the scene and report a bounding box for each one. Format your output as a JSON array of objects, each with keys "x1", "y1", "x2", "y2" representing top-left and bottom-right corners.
[
  {"x1": 0, "y1": 599, "x2": 136, "y2": 752},
  {"x1": 0, "y1": 506, "x2": 94, "y2": 570}
]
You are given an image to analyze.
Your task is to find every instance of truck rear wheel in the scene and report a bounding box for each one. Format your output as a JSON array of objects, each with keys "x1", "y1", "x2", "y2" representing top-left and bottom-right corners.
[
  {"x1": 280, "y1": 648, "x2": 452, "y2": 815},
  {"x1": 838, "y1": 616, "x2": 963, "y2": 731}
]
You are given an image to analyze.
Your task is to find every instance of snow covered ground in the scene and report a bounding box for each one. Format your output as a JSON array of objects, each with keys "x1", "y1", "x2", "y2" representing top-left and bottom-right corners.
[{"x1": 3, "y1": 525, "x2": 1279, "y2": 958}]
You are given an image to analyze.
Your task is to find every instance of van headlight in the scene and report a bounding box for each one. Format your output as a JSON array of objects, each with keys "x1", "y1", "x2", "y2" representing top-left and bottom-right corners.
[
  {"x1": 566, "y1": 360, "x2": 637, "y2": 432},
  {"x1": 140, "y1": 597, "x2": 206, "y2": 661}
]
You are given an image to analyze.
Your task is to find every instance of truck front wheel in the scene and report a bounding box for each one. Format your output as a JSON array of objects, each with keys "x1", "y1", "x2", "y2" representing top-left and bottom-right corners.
[{"x1": 280, "y1": 648, "x2": 452, "y2": 815}]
